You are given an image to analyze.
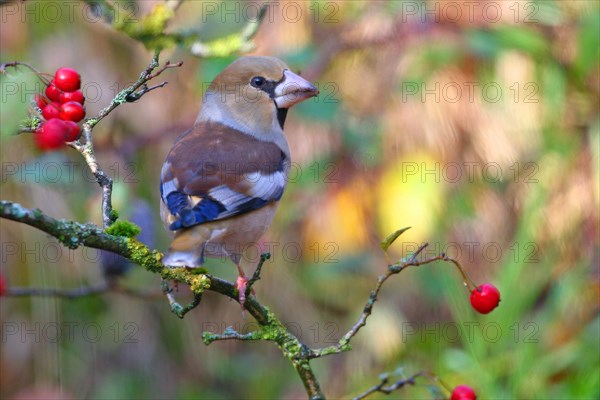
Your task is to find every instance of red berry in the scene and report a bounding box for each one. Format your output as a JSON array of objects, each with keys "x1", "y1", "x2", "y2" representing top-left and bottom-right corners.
[
  {"x1": 451, "y1": 385, "x2": 477, "y2": 400},
  {"x1": 45, "y1": 80, "x2": 62, "y2": 101},
  {"x1": 35, "y1": 119, "x2": 65, "y2": 150},
  {"x1": 62, "y1": 120, "x2": 81, "y2": 141},
  {"x1": 59, "y1": 89, "x2": 85, "y2": 105},
  {"x1": 470, "y1": 283, "x2": 501, "y2": 314},
  {"x1": 59, "y1": 101, "x2": 85, "y2": 122},
  {"x1": 54, "y1": 67, "x2": 81, "y2": 91},
  {"x1": 33, "y1": 118, "x2": 74, "y2": 150},
  {"x1": 42, "y1": 102, "x2": 61, "y2": 120},
  {"x1": 34, "y1": 93, "x2": 50, "y2": 109},
  {"x1": 0, "y1": 274, "x2": 6, "y2": 297}
]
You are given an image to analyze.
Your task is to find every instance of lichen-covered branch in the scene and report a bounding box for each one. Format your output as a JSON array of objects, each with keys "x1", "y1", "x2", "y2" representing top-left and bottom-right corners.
[
  {"x1": 203, "y1": 326, "x2": 262, "y2": 343},
  {"x1": 188, "y1": 5, "x2": 267, "y2": 58},
  {"x1": 80, "y1": 0, "x2": 267, "y2": 56},
  {"x1": 85, "y1": 53, "x2": 182, "y2": 129},
  {"x1": 0, "y1": 200, "x2": 324, "y2": 400},
  {"x1": 162, "y1": 280, "x2": 203, "y2": 318}
]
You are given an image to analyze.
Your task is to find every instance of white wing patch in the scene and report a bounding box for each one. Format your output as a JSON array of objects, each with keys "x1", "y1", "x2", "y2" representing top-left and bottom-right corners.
[
  {"x1": 206, "y1": 170, "x2": 286, "y2": 218},
  {"x1": 244, "y1": 171, "x2": 286, "y2": 199},
  {"x1": 160, "y1": 161, "x2": 180, "y2": 201},
  {"x1": 161, "y1": 178, "x2": 179, "y2": 200},
  {"x1": 208, "y1": 185, "x2": 249, "y2": 210}
]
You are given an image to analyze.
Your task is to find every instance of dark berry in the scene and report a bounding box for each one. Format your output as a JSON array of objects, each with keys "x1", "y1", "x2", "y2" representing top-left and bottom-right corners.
[
  {"x1": 62, "y1": 120, "x2": 81, "y2": 141},
  {"x1": 59, "y1": 89, "x2": 85, "y2": 105},
  {"x1": 42, "y1": 102, "x2": 61, "y2": 120},
  {"x1": 59, "y1": 101, "x2": 85, "y2": 122},
  {"x1": 45, "y1": 80, "x2": 62, "y2": 102}
]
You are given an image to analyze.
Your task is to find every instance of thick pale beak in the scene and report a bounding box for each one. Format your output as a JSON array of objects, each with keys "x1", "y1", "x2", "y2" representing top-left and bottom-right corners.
[{"x1": 274, "y1": 70, "x2": 319, "y2": 109}]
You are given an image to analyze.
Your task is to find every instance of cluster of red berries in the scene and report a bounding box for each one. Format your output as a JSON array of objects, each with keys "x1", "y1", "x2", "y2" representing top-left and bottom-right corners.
[{"x1": 34, "y1": 67, "x2": 85, "y2": 150}]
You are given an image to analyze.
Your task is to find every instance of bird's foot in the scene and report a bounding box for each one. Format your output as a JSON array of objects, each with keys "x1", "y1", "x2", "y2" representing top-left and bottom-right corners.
[{"x1": 235, "y1": 275, "x2": 249, "y2": 309}]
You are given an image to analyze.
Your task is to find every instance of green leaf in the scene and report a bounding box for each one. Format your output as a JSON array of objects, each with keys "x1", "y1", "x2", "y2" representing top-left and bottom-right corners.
[
  {"x1": 575, "y1": 13, "x2": 600, "y2": 81},
  {"x1": 467, "y1": 26, "x2": 550, "y2": 59},
  {"x1": 380, "y1": 227, "x2": 411, "y2": 252},
  {"x1": 542, "y1": 62, "x2": 567, "y2": 122},
  {"x1": 492, "y1": 25, "x2": 549, "y2": 57}
]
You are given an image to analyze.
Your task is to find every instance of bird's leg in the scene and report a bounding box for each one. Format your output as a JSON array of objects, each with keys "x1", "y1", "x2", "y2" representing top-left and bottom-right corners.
[{"x1": 235, "y1": 264, "x2": 249, "y2": 308}]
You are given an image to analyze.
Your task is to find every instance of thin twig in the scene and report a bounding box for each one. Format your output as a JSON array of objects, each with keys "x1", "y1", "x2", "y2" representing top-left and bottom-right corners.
[
  {"x1": 125, "y1": 82, "x2": 168, "y2": 102},
  {"x1": 352, "y1": 372, "x2": 425, "y2": 400},
  {"x1": 146, "y1": 60, "x2": 184, "y2": 81},
  {"x1": 306, "y1": 243, "x2": 453, "y2": 359},
  {"x1": 245, "y1": 252, "x2": 271, "y2": 296},
  {"x1": 6, "y1": 284, "x2": 109, "y2": 299},
  {"x1": 85, "y1": 52, "x2": 182, "y2": 129},
  {"x1": 5, "y1": 283, "x2": 164, "y2": 300},
  {"x1": 162, "y1": 280, "x2": 203, "y2": 319},
  {"x1": 0, "y1": 61, "x2": 44, "y2": 77}
]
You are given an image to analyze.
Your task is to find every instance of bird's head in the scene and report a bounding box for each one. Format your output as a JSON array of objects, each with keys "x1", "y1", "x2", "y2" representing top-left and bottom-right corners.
[{"x1": 198, "y1": 56, "x2": 319, "y2": 139}]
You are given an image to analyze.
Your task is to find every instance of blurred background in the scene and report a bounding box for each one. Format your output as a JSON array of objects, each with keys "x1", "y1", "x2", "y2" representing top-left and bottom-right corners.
[{"x1": 1, "y1": 0, "x2": 598, "y2": 398}]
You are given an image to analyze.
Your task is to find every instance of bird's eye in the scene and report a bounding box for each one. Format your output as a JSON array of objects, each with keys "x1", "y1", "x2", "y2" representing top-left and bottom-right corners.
[{"x1": 251, "y1": 76, "x2": 266, "y2": 88}]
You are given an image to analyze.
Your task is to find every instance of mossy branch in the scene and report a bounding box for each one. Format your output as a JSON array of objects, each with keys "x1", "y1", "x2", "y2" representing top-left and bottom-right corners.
[
  {"x1": 1, "y1": 200, "x2": 462, "y2": 399},
  {"x1": 0, "y1": 200, "x2": 325, "y2": 399}
]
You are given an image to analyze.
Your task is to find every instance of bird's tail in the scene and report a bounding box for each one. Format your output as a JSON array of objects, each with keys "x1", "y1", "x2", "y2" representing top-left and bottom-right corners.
[
  {"x1": 162, "y1": 247, "x2": 204, "y2": 268},
  {"x1": 162, "y1": 226, "x2": 207, "y2": 267}
]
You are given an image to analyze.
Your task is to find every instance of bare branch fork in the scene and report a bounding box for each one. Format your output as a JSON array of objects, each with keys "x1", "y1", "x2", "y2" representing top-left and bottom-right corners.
[
  {"x1": 67, "y1": 53, "x2": 183, "y2": 228},
  {"x1": 352, "y1": 371, "x2": 424, "y2": 400},
  {"x1": 353, "y1": 369, "x2": 454, "y2": 400}
]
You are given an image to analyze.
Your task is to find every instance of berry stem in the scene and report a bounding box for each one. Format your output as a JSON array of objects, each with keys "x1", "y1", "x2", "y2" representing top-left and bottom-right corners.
[
  {"x1": 419, "y1": 371, "x2": 454, "y2": 393},
  {"x1": 0, "y1": 62, "x2": 53, "y2": 85},
  {"x1": 1, "y1": 61, "x2": 43, "y2": 76},
  {"x1": 443, "y1": 255, "x2": 478, "y2": 291}
]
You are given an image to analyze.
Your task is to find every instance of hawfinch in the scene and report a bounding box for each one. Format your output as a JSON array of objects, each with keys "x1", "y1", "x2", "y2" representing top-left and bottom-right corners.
[{"x1": 160, "y1": 56, "x2": 318, "y2": 305}]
